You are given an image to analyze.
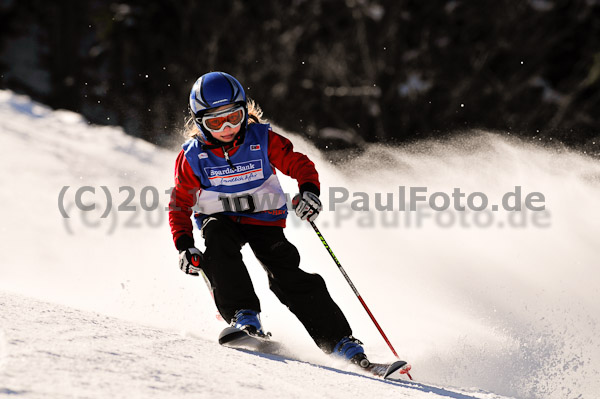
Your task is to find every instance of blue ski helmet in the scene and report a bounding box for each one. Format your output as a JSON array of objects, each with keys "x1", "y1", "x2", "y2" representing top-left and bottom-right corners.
[{"x1": 189, "y1": 72, "x2": 247, "y2": 144}]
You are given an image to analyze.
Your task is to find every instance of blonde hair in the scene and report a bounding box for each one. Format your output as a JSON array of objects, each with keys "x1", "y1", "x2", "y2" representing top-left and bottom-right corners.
[{"x1": 184, "y1": 98, "x2": 266, "y2": 139}]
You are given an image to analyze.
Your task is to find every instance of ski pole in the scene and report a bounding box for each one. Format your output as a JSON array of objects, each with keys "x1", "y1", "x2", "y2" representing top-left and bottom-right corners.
[{"x1": 309, "y1": 221, "x2": 403, "y2": 359}]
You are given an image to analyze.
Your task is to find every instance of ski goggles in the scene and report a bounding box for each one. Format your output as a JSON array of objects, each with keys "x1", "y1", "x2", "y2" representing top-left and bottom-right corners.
[{"x1": 198, "y1": 105, "x2": 245, "y2": 132}]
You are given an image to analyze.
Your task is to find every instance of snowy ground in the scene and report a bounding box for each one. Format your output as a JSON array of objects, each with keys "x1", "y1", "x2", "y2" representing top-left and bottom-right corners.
[
  {"x1": 1, "y1": 291, "x2": 510, "y2": 399},
  {"x1": 0, "y1": 90, "x2": 599, "y2": 398}
]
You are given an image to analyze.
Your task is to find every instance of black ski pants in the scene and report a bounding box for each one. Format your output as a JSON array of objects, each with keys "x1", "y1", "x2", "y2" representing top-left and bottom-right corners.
[{"x1": 200, "y1": 215, "x2": 352, "y2": 353}]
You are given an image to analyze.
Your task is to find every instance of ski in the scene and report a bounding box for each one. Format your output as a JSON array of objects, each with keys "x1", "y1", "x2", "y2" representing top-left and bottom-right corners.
[
  {"x1": 359, "y1": 359, "x2": 413, "y2": 380},
  {"x1": 218, "y1": 327, "x2": 413, "y2": 380},
  {"x1": 218, "y1": 326, "x2": 281, "y2": 354}
]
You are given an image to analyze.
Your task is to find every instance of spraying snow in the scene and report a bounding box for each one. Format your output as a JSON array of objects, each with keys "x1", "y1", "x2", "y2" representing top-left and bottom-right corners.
[{"x1": 0, "y1": 89, "x2": 598, "y2": 398}]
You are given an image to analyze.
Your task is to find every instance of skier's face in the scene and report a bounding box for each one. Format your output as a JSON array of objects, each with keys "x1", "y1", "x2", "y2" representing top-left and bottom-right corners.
[
  {"x1": 211, "y1": 123, "x2": 240, "y2": 143},
  {"x1": 204, "y1": 104, "x2": 243, "y2": 143}
]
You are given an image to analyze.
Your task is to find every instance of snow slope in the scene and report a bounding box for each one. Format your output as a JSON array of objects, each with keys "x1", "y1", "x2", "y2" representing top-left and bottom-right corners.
[
  {"x1": 1, "y1": 291, "x2": 510, "y2": 399},
  {"x1": 1, "y1": 90, "x2": 599, "y2": 398}
]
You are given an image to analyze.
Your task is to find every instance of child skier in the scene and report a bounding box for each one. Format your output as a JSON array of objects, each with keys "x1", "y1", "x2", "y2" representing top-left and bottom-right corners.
[{"x1": 168, "y1": 71, "x2": 368, "y2": 366}]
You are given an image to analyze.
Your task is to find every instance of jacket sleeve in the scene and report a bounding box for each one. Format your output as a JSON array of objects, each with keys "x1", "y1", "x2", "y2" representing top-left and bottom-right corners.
[
  {"x1": 168, "y1": 150, "x2": 201, "y2": 250},
  {"x1": 267, "y1": 129, "x2": 320, "y2": 195}
]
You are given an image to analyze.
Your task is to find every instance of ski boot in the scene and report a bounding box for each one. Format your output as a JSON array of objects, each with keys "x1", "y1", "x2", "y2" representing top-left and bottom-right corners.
[
  {"x1": 231, "y1": 309, "x2": 267, "y2": 337},
  {"x1": 333, "y1": 336, "x2": 370, "y2": 368}
]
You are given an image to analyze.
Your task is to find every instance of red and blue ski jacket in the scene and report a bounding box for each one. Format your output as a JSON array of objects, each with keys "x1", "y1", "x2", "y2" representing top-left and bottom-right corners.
[{"x1": 168, "y1": 123, "x2": 320, "y2": 250}]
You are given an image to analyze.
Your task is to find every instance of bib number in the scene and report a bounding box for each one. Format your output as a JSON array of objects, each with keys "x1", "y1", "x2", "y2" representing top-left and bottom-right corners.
[{"x1": 218, "y1": 194, "x2": 256, "y2": 213}]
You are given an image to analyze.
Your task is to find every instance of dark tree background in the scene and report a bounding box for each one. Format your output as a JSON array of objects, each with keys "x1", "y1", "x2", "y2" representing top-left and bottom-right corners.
[{"x1": 1, "y1": 0, "x2": 599, "y2": 155}]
